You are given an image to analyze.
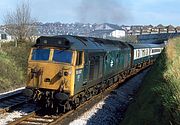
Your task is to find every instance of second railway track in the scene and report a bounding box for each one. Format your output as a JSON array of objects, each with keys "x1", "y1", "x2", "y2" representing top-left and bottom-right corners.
[{"x1": 0, "y1": 91, "x2": 32, "y2": 114}]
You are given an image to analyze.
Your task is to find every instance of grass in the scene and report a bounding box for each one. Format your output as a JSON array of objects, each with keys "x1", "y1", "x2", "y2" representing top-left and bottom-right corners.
[
  {"x1": 120, "y1": 37, "x2": 180, "y2": 125},
  {"x1": 0, "y1": 42, "x2": 32, "y2": 92}
]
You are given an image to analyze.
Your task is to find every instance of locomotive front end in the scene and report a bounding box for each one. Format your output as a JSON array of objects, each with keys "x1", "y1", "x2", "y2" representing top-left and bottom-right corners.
[{"x1": 23, "y1": 36, "x2": 76, "y2": 108}]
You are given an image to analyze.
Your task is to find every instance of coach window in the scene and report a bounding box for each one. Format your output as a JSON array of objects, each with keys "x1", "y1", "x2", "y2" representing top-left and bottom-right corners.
[
  {"x1": 146, "y1": 49, "x2": 148, "y2": 55},
  {"x1": 76, "y1": 51, "x2": 83, "y2": 66},
  {"x1": 142, "y1": 50, "x2": 145, "y2": 56},
  {"x1": 138, "y1": 50, "x2": 140, "y2": 57},
  {"x1": 152, "y1": 49, "x2": 154, "y2": 53},
  {"x1": 136, "y1": 50, "x2": 138, "y2": 58}
]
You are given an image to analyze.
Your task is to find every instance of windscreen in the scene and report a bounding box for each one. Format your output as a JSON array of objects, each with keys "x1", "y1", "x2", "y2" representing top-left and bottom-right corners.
[
  {"x1": 53, "y1": 50, "x2": 72, "y2": 63},
  {"x1": 31, "y1": 48, "x2": 50, "y2": 61}
]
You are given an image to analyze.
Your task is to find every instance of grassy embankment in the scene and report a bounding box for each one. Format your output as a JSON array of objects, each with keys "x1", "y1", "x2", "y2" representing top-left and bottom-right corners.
[
  {"x1": 0, "y1": 42, "x2": 32, "y2": 92},
  {"x1": 121, "y1": 37, "x2": 180, "y2": 125}
]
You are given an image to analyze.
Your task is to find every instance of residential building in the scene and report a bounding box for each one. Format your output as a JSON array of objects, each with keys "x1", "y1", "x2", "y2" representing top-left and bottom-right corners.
[{"x1": 0, "y1": 30, "x2": 13, "y2": 42}]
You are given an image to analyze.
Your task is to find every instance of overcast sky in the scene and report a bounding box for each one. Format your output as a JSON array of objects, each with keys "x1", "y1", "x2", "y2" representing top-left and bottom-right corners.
[{"x1": 0, "y1": 0, "x2": 179, "y2": 26}]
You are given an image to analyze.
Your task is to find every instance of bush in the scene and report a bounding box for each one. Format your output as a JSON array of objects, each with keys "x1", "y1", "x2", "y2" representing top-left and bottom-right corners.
[{"x1": 0, "y1": 42, "x2": 33, "y2": 92}]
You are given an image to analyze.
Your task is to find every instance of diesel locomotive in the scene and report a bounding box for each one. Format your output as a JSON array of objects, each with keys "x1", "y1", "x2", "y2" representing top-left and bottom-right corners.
[{"x1": 23, "y1": 35, "x2": 164, "y2": 112}]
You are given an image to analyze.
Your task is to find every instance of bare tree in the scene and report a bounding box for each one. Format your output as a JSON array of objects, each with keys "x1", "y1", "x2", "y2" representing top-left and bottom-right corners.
[{"x1": 4, "y1": 1, "x2": 36, "y2": 46}]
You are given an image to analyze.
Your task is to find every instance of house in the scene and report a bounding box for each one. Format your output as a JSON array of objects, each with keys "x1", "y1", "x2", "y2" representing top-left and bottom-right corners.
[
  {"x1": 167, "y1": 25, "x2": 175, "y2": 33},
  {"x1": 156, "y1": 24, "x2": 165, "y2": 29},
  {"x1": 176, "y1": 26, "x2": 180, "y2": 32},
  {"x1": 156, "y1": 24, "x2": 167, "y2": 33},
  {"x1": 121, "y1": 25, "x2": 131, "y2": 31},
  {"x1": 130, "y1": 25, "x2": 143, "y2": 35},
  {"x1": 110, "y1": 29, "x2": 126, "y2": 38},
  {"x1": 0, "y1": 30, "x2": 13, "y2": 42}
]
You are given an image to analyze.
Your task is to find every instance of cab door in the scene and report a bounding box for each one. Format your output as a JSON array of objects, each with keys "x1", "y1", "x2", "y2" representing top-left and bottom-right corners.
[{"x1": 74, "y1": 51, "x2": 85, "y2": 94}]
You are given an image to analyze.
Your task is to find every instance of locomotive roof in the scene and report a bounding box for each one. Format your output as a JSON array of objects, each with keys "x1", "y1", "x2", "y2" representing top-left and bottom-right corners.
[{"x1": 34, "y1": 35, "x2": 131, "y2": 51}]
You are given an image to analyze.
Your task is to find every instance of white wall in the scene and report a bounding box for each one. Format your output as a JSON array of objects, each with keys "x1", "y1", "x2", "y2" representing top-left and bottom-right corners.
[
  {"x1": 110, "y1": 30, "x2": 126, "y2": 38},
  {"x1": 0, "y1": 31, "x2": 13, "y2": 42}
]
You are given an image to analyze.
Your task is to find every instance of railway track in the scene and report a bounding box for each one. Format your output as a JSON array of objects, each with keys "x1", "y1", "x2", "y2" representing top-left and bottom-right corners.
[
  {"x1": 7, "y1": 64, "x2": 151, "y2": 125},
  {"x1": 0, "y1": 91, "x2": 31, "y2": 114},
  {"x1": 8, "y1": 108, "x2": 72, "y2": 125},
  {"x1": 8, "y1": 92, "x2": 105, "y2": 125},
  {"x1": 7, "y1": 77, "x2": 129, "y2": 125}
]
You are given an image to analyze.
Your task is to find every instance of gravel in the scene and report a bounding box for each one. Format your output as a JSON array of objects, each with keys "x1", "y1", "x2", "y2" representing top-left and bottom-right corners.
[
  {"x1": 0, "y1": 111, "x2": 27, "y2": 125},
  {"x1": 0, "y1": 103, "x2": 37, "y2": 125},
  {"x1": 70, "y1": 69, "x2": 149, "y2": 125}
]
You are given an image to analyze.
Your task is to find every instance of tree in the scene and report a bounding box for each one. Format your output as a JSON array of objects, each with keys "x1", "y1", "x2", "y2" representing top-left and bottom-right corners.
[{"x1": 4, "y1": 1, "x2": 36, "y2": 46}]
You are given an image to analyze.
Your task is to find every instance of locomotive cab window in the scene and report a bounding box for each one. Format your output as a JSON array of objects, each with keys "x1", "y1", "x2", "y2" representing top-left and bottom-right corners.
[
  {"x1": 76, "y1": 51, "x2": 83, "y2": 66},
  {"x1": 53, "y1": 50, "x2": 72, "y2": 63},
  {"x1": 31, "y1": 48, "x2": 50, "y2": 61}
]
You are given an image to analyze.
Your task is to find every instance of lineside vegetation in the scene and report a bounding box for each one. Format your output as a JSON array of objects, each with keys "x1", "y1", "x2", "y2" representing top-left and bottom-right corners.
[
  {"x1": 120, "y1": 37, "x2": 180, "y2": 125},
  {"x1": 0, "y1": 42, "x2": 32, "y2": 92}
]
